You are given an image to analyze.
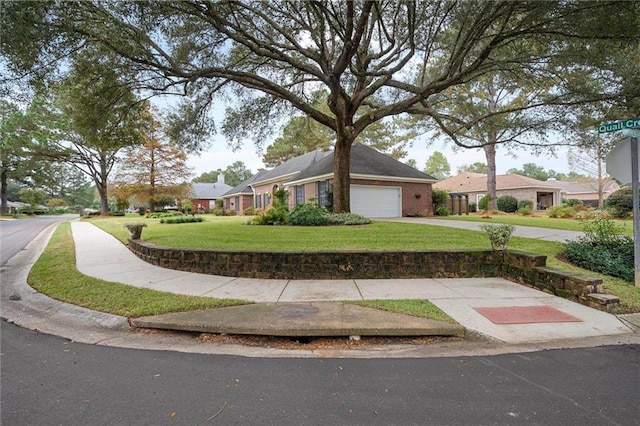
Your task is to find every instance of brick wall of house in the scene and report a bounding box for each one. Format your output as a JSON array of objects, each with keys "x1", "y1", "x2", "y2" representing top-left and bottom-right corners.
[{"x1": 191, "y1": 198, "x2": 212, "y2": 212}]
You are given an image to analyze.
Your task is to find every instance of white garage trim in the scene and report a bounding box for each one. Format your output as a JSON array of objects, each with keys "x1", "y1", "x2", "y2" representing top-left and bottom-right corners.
[{"x1": 350, "y1": 185, "x2": 402, "y2": 218}]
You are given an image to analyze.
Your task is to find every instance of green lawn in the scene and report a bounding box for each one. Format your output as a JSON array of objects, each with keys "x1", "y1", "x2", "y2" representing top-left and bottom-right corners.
[
  {"x1": 88, "y1": 214, "x2": 639, "y2": 313},
  {"x1": 28, "y1": 222, "x2": 250, "y2": 317},
  {"x1": 437, "y1": 212, "x2": 634, "y2": 234}
]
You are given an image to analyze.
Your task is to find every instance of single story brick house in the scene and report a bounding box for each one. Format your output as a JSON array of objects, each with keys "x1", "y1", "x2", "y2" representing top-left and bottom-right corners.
[
  {"x1": 226, "y1": 143, "x2": 436, "y2": 217},
  {"x1": 551, "y1": 179, "x2": 619, "y2": 207},
  {"x1": 190, "y1": 175, "x2": 232, "y2": 213},
  {"x1": 434, "y1": 172, "x2": 562, "y2": 210},
  {"x1": 221, "y1": 170, "x2": 267, "y2": 214}
]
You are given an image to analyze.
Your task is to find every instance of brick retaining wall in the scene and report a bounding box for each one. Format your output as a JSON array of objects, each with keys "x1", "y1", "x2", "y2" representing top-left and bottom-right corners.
[{"x1": 128, "y1": 240, "x2": 603, "y2": 305}]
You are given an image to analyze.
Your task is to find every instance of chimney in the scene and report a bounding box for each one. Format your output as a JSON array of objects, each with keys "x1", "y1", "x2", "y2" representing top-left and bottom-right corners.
[{"x1": 217, "y1": 174, "x2": 225, "y2": 184}]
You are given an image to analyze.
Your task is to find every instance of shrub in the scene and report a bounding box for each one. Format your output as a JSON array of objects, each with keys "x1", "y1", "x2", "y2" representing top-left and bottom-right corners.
[
  {"x1": 160, "y1": 216, "x2": 204, "y2": 224},
  {"x1": 252, "y1": 189, "x2": 289, "y2": 225},
  {"x1": 469, "y1": 202, "x2": 477, "y2": 213},
  {"x1": 146, "y1": 212, "x2": 177, "y2": 219},
  {"x1": 517, "y1": 199, "x2": 533, "y2": 210},
  {"x1": 109, "y1": 211, "x2": 125, "y2": 216},
  {"x1": 575, "y1": 209, "x2": 611, "y2": 221},
  {"x1": 478, "y1": 223, "x2": 515, "y2": 251},
  {"x1": 496, "y1": 195, "x2": 518, "y2": 213},
  {"x1": 478, "y1": 195, "x2": 491, "y2": 211},
  {"x1": 605, "y1": 187, "x2": 633, "y2": 218},
  {"x1": 562, "y1": 214, "x2": 634, "y2": 282},
  {"x1": 517, "y1": 206, "x2": 533, "y2": 216},
  {"x1": 432, "y1": 189, "x2": 450, "y2": 209},
  {"x1": 563, "y1": 198, "x2": 584, "y2": 207},
  {"x1": 434, "y1": 205, "x2": 450, "y2": 216},
  {"x1": 212, "y1": 207, "x2": 236, "y2": 216},
  {"x1": 548, "y1": 205, "x2": 575, "y2": 218},
  {"x1": 328, "y1": 212, "x2": 371, "y2": 225},
  {"x1": 243, "y1": 207, "x2": 259, "y2": 216},
  {"x1": 287, "y1": 202, "x2": 331, "y2": 226},
  {"x1": 581, "y1": 213, "x2": 626, "y2": 245}
]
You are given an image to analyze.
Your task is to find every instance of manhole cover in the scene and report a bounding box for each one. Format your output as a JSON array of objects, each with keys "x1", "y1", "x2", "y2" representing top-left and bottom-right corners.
[{"x1": 273, "y1": 304, "x2": 319, "y2": 319}]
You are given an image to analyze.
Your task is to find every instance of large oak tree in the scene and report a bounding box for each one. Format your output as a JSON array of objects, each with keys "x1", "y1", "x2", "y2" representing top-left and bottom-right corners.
[{"x1": 2, "y1": 1, "x2": 638, "y2": 212}]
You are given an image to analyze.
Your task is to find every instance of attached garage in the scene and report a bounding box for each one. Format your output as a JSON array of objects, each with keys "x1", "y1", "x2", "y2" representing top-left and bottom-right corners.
[{"x1": 350, "y1": 185, "x2": 401, "y2": 217}]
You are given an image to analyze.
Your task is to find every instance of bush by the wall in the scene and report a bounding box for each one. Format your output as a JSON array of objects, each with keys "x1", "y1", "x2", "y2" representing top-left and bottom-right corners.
[
  {"x1": 469, "y1": 202, "x2": 477, "y2": 213},
  {"x1": 496, "y1": 195, "x2": 518, "y2": 213},
  {"x1": 563, "y1": 238, "x2": 633, "y2": 282},
  {"x1": 562, "y1": 214, "x2": 633, "y2": 282},
  {"x1": 479, "y1": 223, "x2": 515, "y2": 251},
  {"x1": 605, "y1": 187, "x2": 633, "y2": 218}
]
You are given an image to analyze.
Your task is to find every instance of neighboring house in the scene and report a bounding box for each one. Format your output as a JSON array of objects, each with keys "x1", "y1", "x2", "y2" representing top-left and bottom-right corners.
[
  {"x1": 247, "y1": 143, "x2": 436, "y2": 217},
  {"x1": 434, "y1": 172, "x2": 562, "y2": 210},
  {"x1": 190, "y1": 175, "x2": 233, "y2": 213},
  {"x1": 221, "y1": 170, "x2": 268, "y2": 215},
  {"x1": 551, "y1": 179, "x2": 620, "y2": 207}
]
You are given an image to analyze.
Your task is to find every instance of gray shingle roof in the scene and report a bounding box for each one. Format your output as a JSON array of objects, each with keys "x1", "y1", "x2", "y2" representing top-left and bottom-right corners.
[
  {"x1": 290, "y1": 143, "x2": 435, "y2": 182},
  {"x1": 222, "y1": 170, "x2": 269, "y2": 197},
  {"x1": 192, "y1": 182, "x2": 233, "y2": 199},
  {"x1": 251, "y1": 149, "x2": 331, "y2": 185}
]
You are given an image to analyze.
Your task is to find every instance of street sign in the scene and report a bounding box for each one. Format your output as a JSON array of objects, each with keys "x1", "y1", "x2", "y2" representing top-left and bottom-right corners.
[
  {"x1": 598, "y1": 117, "x2": 640, "y2": 134},
  {"x1": 606, "y1": 138, "x2": 639, "y2": 184}
]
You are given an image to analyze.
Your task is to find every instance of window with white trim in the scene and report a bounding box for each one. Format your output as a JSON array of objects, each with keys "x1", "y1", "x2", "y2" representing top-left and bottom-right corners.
[{"x1": 295, "y1": 185, "x2": 305, "y2": 205}]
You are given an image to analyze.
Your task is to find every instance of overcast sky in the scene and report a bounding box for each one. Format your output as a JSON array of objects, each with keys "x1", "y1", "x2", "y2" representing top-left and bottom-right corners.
[{"x1": 186, "y1": 132, "x2": 574, "y2": 179}]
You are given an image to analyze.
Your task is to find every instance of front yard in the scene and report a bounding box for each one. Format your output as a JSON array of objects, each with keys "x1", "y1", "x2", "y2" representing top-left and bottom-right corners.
[{"x1": 88, "y1": 214, "x2": 640, "y2": 313}]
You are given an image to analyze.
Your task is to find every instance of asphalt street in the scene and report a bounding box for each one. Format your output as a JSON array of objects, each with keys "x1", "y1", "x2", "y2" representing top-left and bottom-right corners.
[
  {"x1": 2, "y1": 320, "x2": 638, "y2": 425},
  {"x1": 0, "y1": 215, "x2": 77, "y2": 265}
]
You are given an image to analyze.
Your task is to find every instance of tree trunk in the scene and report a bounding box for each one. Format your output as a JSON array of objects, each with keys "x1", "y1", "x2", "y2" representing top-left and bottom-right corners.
[
  {"x1": 333, "y1": 137, "x2": 353, "y2": 213},
  {"x1": 484, "y1": 143, "x2": 498, "y2": 211},
  {"x1": 1, "y1": 168, "x2": 8, "y2": 215}
]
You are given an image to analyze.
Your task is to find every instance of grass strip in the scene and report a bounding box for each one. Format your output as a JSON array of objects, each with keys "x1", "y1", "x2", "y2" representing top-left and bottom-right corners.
[
  {"x1": 350, "y1": 300, "x2": 457, "y2": 323},
  {"x1": 28, "y1": 222, "x2": 460, "y2": 322},
  {"x1": 28, "y1": 222, "x2": 250, "y2": 318}
]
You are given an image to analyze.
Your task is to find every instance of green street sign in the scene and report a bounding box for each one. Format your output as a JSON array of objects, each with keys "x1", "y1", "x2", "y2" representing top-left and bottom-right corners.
[{"x1": 598, "y1": 117, "x2": 640, "y2": 134}]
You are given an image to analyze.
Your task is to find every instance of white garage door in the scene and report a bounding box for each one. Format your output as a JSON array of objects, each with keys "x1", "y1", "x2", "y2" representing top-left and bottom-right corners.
[{"x1": 350, "y1": 185, "x2": 401, "y2": 217}]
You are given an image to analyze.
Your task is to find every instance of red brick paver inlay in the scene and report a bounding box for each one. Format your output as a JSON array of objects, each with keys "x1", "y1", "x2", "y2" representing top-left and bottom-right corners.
[{"x1": 473, "y1": 306, "x2": 583, "y2": 324}]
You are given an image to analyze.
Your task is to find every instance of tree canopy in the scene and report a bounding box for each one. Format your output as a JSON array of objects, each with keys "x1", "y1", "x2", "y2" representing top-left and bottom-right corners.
[
  {"x1": 3, "y1": 1, "x2": 638, "y2": 212},
  {"x1": 424, "y1": 151, "x2": 451, "y2": 180},
  {"x1": 193, "y1": 161, "x2": 253, "y2": 188},
  {"x1": 112, "y1": 108, "x2": 193, "y2": 212}
]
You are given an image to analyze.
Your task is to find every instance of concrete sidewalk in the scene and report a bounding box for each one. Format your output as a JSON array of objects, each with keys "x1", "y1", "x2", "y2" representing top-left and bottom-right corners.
[{"x1": 70, "y1": 221, "x2": 634, "y2": 344}]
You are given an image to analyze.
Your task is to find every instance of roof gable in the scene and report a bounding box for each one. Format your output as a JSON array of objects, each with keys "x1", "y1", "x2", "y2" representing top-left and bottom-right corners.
[
  {"x1": 251, "y1": 149, "x2": 330, "y2": 185},
  {"x1": 222, "y1": 170, "x2": 268, "y2": 197}
]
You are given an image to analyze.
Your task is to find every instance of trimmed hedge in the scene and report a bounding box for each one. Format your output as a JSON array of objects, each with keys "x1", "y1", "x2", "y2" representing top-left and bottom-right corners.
[{"x1": 160, "y1": 216, "x2": 204, "y2": 224}]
